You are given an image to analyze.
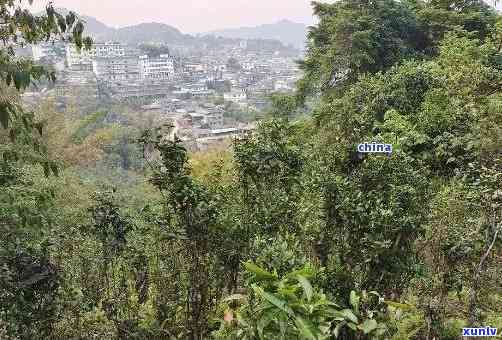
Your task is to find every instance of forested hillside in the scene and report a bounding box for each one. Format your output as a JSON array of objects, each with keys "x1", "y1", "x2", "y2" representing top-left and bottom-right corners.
[{"x1": 1, "y1": 0, "x2": 501, "y2": 339}]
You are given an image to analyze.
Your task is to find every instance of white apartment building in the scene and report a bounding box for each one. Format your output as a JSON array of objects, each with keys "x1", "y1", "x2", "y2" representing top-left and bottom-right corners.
[
  {"x1": 94, "y1": 42, "x2": 125, "y2": 58},
  {"x1": 184, "y1": 63, "x2": 205, "y2": 73},
  {"x1": 93, "y1": 56, "x2": 140, "y2": 82},
  {"x1": 139, "y1": 54, "x2": 175, "y2": 80},
  {"x1": 65, "y1": 42, "x2": 125, "y2": 67}
]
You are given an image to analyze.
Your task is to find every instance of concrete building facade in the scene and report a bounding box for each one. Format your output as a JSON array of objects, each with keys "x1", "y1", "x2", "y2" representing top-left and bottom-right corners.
[
  {"x1": 139, "y1": 54, "x2": 175, "y2": 80},
  {"x1": 93, "y1": 56, "x2": 140, "y2": 82},
  {"x1": 66, "y1": 42, "x2": 126, "y2": 68}
]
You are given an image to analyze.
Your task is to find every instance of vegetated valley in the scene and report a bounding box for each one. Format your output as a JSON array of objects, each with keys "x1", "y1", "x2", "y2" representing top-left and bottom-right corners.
[{"x1": 1, "y1": 0, "x2": 501, "y2": 339}]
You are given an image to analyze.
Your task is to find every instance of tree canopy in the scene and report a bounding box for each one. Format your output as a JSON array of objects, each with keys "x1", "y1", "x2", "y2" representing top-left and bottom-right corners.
[{"x1": 0, "y1": 0, "x2": 500, "y2": 339}]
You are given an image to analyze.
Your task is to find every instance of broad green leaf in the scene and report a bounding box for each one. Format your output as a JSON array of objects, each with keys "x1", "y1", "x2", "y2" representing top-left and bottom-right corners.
[
  {"x1": 358, "y1": 319, "x2": 378, "y2": 334},
  {"x1": 279, "y1": 286, "x2": 300, "y2": 302},
  {"x1": 297, "y1": 275, "x2": 313, "y2": 302},
  {"x1": 314, "y1": 300, "x2": 340, "y2": 310},
  {"x1": 375, "y1": 326, "x2": 388, "y2": 336},
  {"x1": 253, "y1": 286, "x2": 294, "y2": 316},
  {"x1": 349, "y1": 291, "x2": 360, "y2": 313},
  {"x1": 385, "y1": 300, "x2": 415, "y2": 311},
  {"x1": 244, "y1": 261, "x2": 277, "y2": 280},
  {"x1": 286, "y1": 266, "x2": 316, "y2": 279},
  {"x1": 235, "y1": 311, "x2": 248, "y2": 327},
  {"x1": 279, "y1": 318, "x2": 287, "y2": 338},
  {"x1": 333, "y1": 309, "x2": 358, "y2": 324},
  {"x1": 257, "y1": 311, "x2": 274, "y2": 338},
  {"x1": 295, "y1": 317, "x2": 317, "y2": 340}
]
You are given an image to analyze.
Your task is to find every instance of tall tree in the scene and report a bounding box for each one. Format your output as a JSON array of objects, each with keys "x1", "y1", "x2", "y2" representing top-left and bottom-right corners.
[
  {"x1": 140, "y1": 126, "x2": 218, "y2": 339},
  {"x1": 0, "y1": 2, "x2": 91, "y2": 338}
]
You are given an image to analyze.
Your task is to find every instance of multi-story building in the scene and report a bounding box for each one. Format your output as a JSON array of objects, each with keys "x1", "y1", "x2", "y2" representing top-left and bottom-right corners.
[
  {"x1": 94, "y1": 42, "x2": 125, "y2": 58},
  {"x1": 184, "y1": 63, "x2": 205, "y2": 73},
  {"x1": 93, "y1": 56, "x2": 140, "y2": 82},
  {"x1": 195, "y1": 127, "x2": 254, "y2": 151},
  {"x1": 139, "y1": 54, "x2": 175, "y2": 80},
  {"x1": 65, "y1": 42, "x2": 125, "y2": 68},
  {"x1": 107, "y1": 81, "x2": 173, "y2": 104}
]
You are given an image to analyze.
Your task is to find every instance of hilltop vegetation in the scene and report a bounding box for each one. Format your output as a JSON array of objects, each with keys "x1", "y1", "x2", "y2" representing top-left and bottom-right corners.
[
  {"x1": 1, "y1": 0, "x2": 501, "y2": 339},
  {"x1": 49, "y1": 7, "x2": 299, "y2": 53}
]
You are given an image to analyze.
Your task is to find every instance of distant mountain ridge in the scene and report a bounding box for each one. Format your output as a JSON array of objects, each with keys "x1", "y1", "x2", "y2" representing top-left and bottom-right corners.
[
  {"x1": 100, "y1": 23, "x2": 195, "y2": 45},
  {"x1": 36, "y1": 8, "x2": 198, "y2": 46},
  {"x1": 44, "y1": 8, "x2": 300, "y2": 51},
  {"x1": 206, "y1": 20, "x2": 308, "y2": 49}
]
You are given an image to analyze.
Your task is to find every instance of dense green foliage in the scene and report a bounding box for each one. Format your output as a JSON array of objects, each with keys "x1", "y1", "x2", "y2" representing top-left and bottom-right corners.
[
  {"x1": 1, "y1": 0, "x2": 501, "y2": 339},
  {"x1": 0, "y1": 0, "x2": 92, "y2": 128}
]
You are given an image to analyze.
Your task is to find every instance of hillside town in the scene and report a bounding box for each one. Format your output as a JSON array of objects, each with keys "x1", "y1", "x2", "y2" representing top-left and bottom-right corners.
[{"x1": 23, "y1": 39, "x2": 301, "y2": 150}]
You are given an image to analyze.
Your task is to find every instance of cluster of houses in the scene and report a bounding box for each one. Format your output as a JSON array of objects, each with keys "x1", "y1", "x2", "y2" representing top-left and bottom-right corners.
[
  {"x1": 24, "y1": 40, "x2": 300, "y2": 149},
  {"x1": 139, "y1": 99, "x2": 256, "y2": 151}
]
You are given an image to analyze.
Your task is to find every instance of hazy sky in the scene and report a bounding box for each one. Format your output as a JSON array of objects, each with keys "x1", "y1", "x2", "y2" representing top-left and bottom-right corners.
[
  {"x1": 27, "y1": 0, "x2": 501, "y2": 33},
  {"x1": 28, "y1": 0, "x2": 319, "y2": 33}
]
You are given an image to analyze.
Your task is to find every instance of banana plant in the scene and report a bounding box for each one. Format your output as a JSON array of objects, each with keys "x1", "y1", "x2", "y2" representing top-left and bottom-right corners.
[
  {"x1": 213, "y1": 262, "x2": 339, "y2": 339},
  {"x1": 213, "y1": 262, "x2": 392, "y2": 339}
]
